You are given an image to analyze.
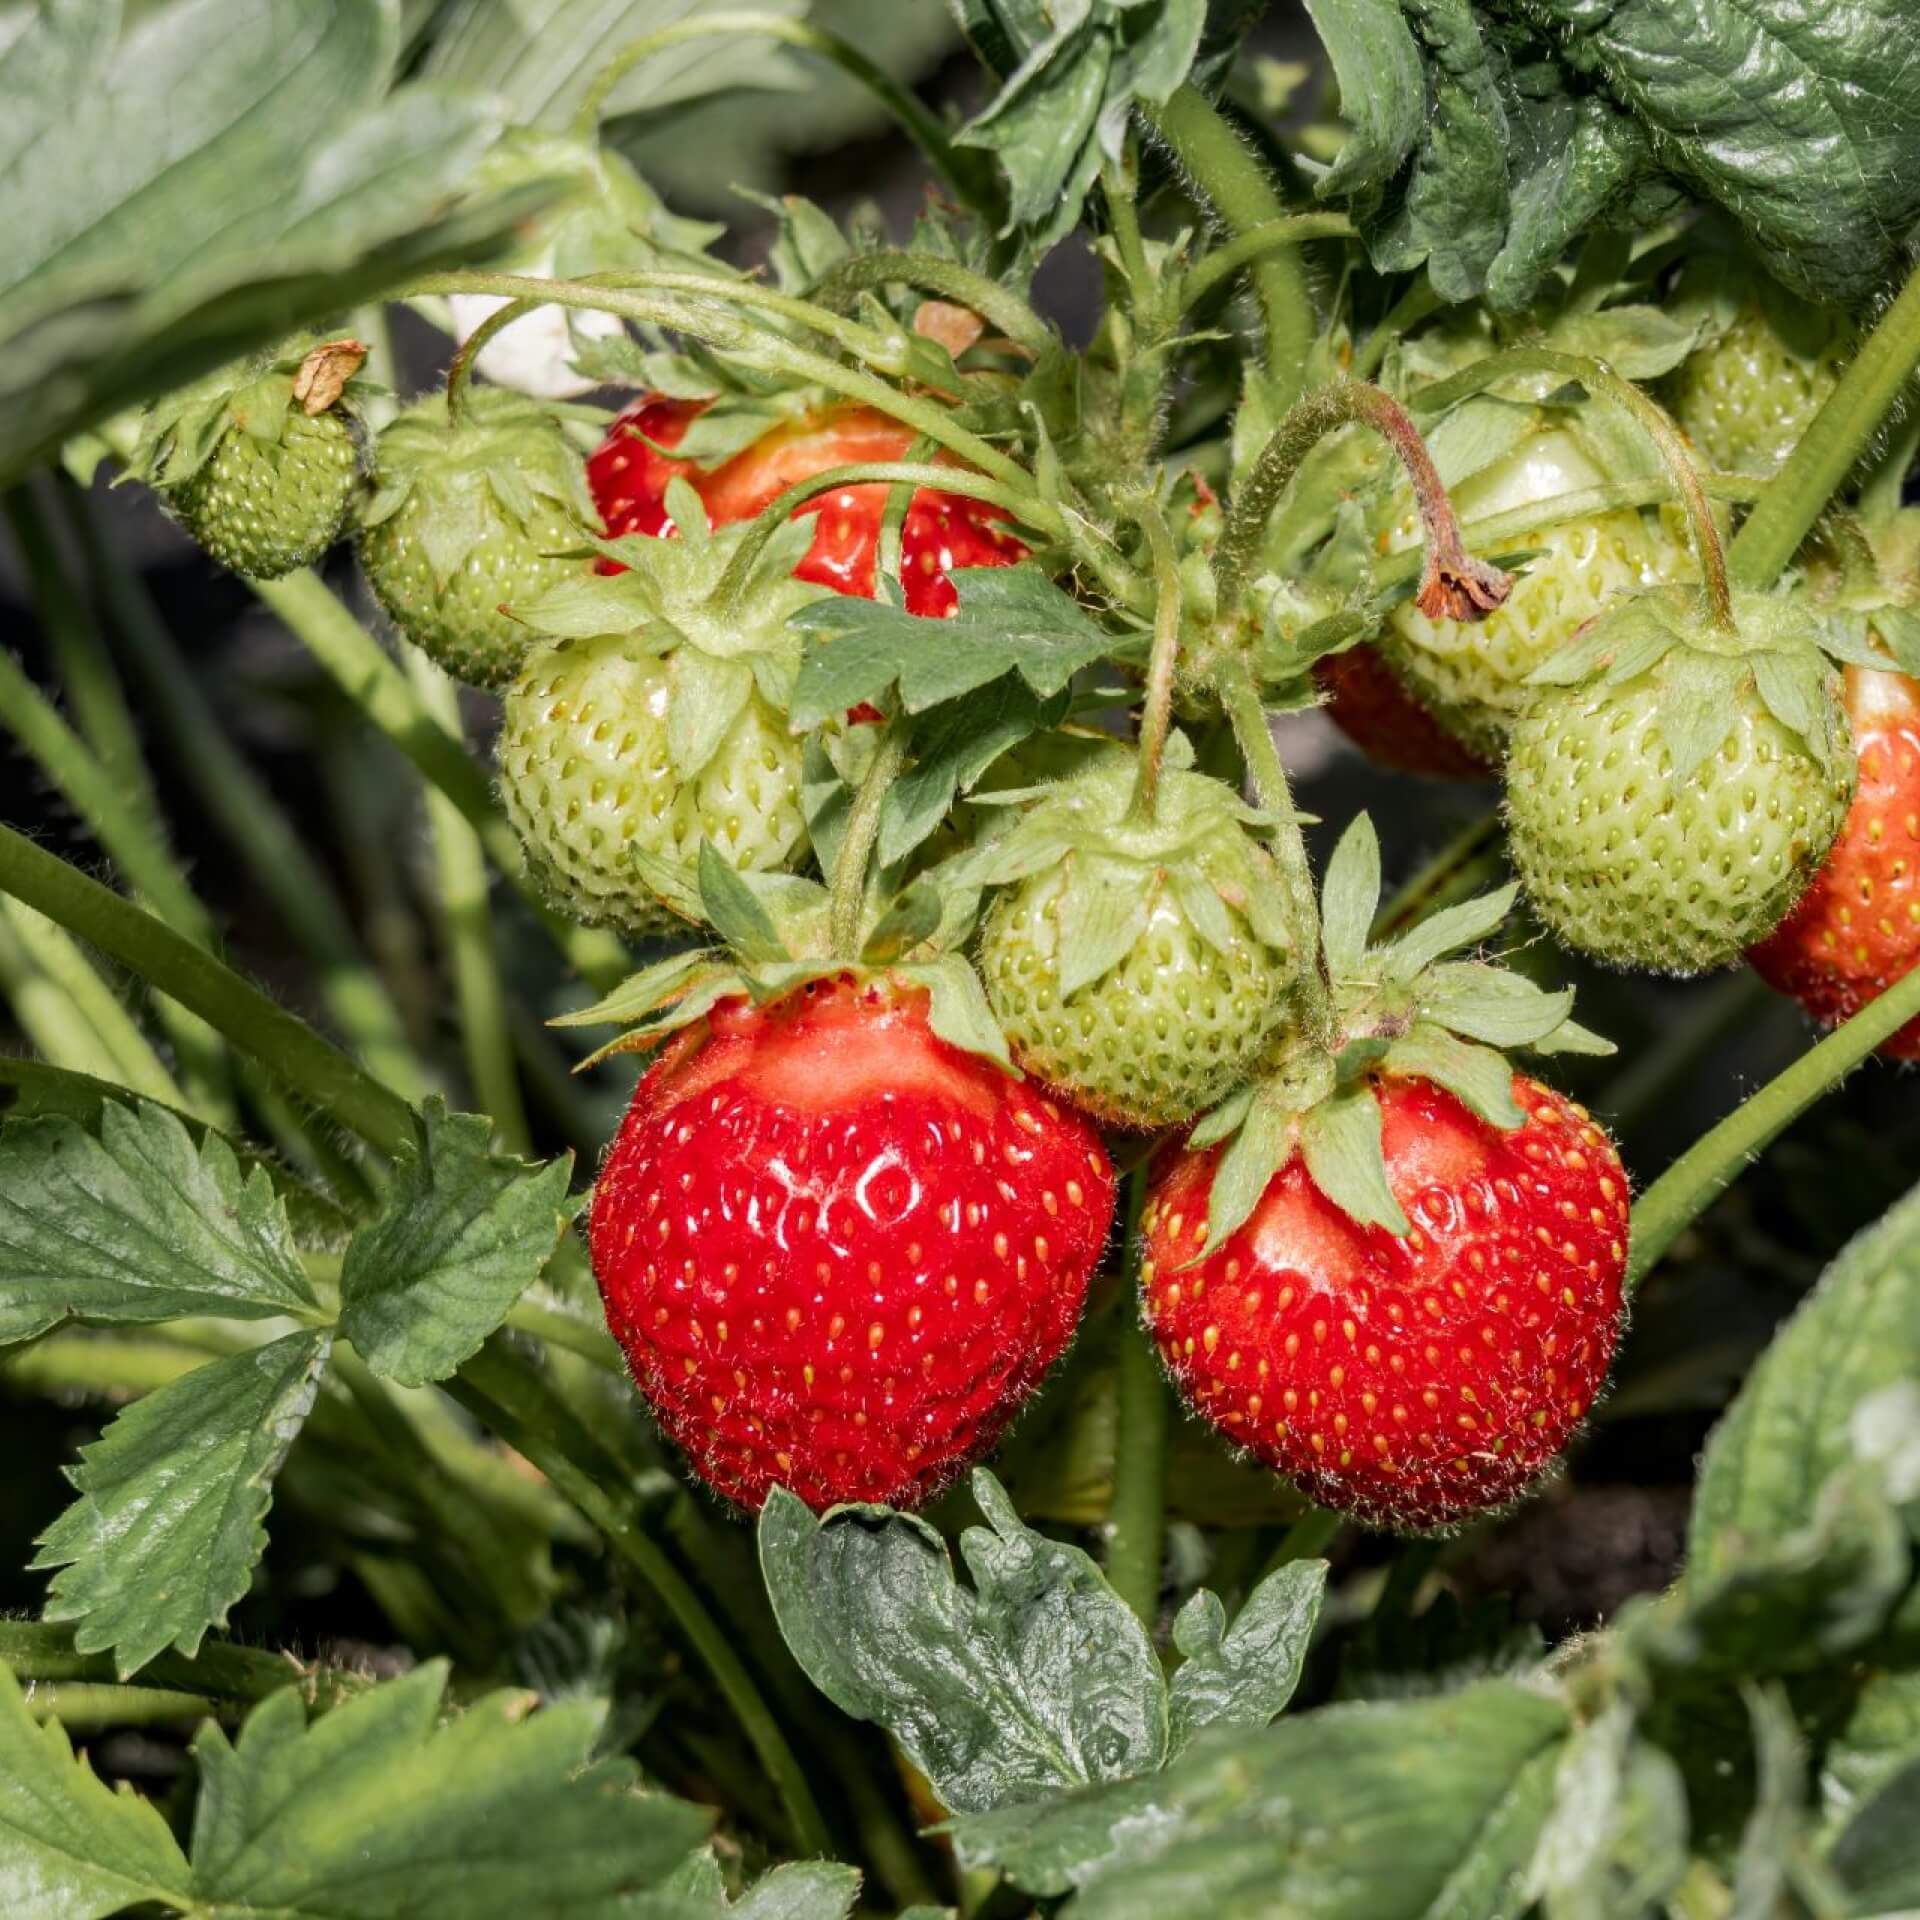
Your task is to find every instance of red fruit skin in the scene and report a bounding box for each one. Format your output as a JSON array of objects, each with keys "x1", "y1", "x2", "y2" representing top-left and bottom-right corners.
[
  {"x1": 1142, "y1": 1074, "x2": 1628, "y2": 1533},
  {"x1": 588, "y1": 977, "x2": 1116, "y2": 1512},
  {"x1": 1314, "y1": 644, "x2": 1493, "y2": 780},
  {"x1": 587, "y1": 399, "x2": 1027, "y2": 614},
  {"x1": 1749, "y1": 665, "x2": 1920, "y2": 1062}
]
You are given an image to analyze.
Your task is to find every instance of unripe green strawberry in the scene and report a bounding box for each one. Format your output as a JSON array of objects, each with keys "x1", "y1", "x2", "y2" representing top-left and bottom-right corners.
[
  {"x1": 499, "y1": 633, "x2": 807, "y2": 938},
  {"x1": 136, "y1": 338, "x2": 369, "y2": 580},
  {"x1": 1381, "y1": 428, "x2": 1692, "y2": 757},
  {"x1": 1506, "y1": 587, "x2": 1858, "y2": 973},
  {"x1": 357, "y1": 386, "x2": 600, "y2": 688},
  {"x1": 974, "y1": 756, "x2": 1300, "y2": 1129}
]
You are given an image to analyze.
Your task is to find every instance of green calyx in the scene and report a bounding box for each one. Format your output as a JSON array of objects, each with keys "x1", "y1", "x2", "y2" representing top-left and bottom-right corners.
[
  {"x1": 1506, "y1": 584, "x2": 1867, "y2": 972},
  {"x1": 971, "y1": 751, "x2": 1304, "y2": 1129},
  {"x1": 131, "y1": 337, "x2": 373, "y2": 579},
  {"x1": 1191, "y1": 814, "x2": 1612, "y2": 1255},
  {"x1": 356, "y1": 386, "x2": 602, "y2": 687}
]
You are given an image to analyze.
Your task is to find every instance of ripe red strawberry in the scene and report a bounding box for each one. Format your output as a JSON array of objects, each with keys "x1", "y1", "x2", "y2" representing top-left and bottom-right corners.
[
  {"x1": 1143, "y1": 1073, "x2": 1629, "y2": 1532},
  {"x1": 1749, "y1": 665, "x2": 1920, "y2": 1060},
  {"x1": 1314, "y1": 643, "x2": 1493, "y2": 780},
  {"x1": 587, "y1": 398, "x2": 1026, "y2": 615},
  {"x1": 589, "y1": 974, "x2": 1116, "y2": 1512}
]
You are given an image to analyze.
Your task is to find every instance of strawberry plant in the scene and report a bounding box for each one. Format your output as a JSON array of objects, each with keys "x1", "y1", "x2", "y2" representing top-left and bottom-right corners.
[{"x1": 4, "y1": 1, "x2": 1920, "y2": 1916}]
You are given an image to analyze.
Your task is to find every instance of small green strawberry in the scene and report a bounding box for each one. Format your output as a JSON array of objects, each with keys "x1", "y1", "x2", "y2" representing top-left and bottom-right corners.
[
  {"x1": 497, "y1": 483, "x2": 827, "y2": 936},
  {"x1": 133, "y1": 339, "x2": 369, "y2": 579},
  {"x1": 973, "y1": 750, "x2": 1301, "y2": 1130},
  {"x1": 357, "y1": 385, "x2": 601, "y2": 688},
  {"x1": 1506, "y1": 586, "x2": 1864, "y2": 973}
]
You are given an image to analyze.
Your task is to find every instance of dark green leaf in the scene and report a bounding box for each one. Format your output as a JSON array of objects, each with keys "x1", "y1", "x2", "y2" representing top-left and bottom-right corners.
[
  {"x1": 1168, "y1": 1560, "x2": 1327, "y2": 1751},
  {"x1": 1829, "y1": 1748, "x2": 1920, "y2": 1913},
  {"x1": 0, "y1": 1100, "x2": 315, "y2": 1343},
  {"x1": 698, "y1": 844, "x2": 791, "y2": 965},
  {"x1": 0, "y1": 1658, "x2": 192, "y2": 1918},
  {"x1": 186, "y1": 1663, "x2": 710, "y2": 1916},
  {"x1": 789, "y1": 567, "x2": 1116, "y2": 728},
  {"x1": 759, "y1": 1469, "x2": 1167, "y2": 1815},
  {"x1": 1301, "y1": 0, "x2": 1424, "y2": 200},
  {"x1": 1822, "y1": 1669, "x2": 1920, "y2": 1830},
  {"x1": 35, "y1": 1331, "x2": 332, "y2": 1676},
  {"x1": 340, "y1": 1102, "x2": 577, "y2": 1389},
  {"x1": 861, "y1": 882, "x2": 944, "y2": 965}
]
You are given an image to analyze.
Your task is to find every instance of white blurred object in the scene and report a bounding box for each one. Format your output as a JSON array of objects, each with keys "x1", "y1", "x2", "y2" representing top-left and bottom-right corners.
[{"x1": 448, "y1": 249, "x2": 624, "y2": 400}]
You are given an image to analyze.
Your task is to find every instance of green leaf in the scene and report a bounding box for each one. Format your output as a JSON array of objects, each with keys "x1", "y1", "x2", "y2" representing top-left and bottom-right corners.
[
  {"x1": 950, "y1": 1679, "x2": 1569, "y2": 1915},
  {"x1": 1058, "y1": 864, "x2": 1155, "y2": 1000},
  {"x1": 1167, "y1": 1560, "x2": 1327, "y2": 1752},
  {"x1": 1829, "y1": 1748, "x2": 1920, "y2": 1913},
  {"x1": 1301, "y1": 0, "x2": 1424, "y2": 200},
  {"x1": 697, "y1": 844, "x2": 791, "y2": 965},
  {"x1": 1660, "y1": 648, "x2": 1741, "y2": 786},
  {"x1": 0, "y1": 1100, "x2": 316, "y2": 1343},
  {"x1": 668, "y1": 651, "x2": 757, "y2": 786},
  {"x1": 185, "y1": 1663, "x2": 710, "y2": 1916},
  {"x1": 1318, "y1": 815, "x2": 1382, "y2": 979},
  {"x1": 907, "y1": 955, "x2": 1015, "y2": 1071},
  {"x1": 1381, "y1": 885, "x2": 1518, "y2": 981},
  {"x1": 759, "y1": 1469, "x2": 1168, "y2": 1816},
  {"x1": 35, "y1": 1330, "x2": 331, "y2": 1676},
  {"x1": 1382, "y1": 1027, "x2": 1526, "y2": 1131},
  {"x1": 340, "y1": 1102, "x2": 577, "y2": 1389},
  {"x1": 1416, "y1": 965, "x2": 1580, "y2": 1051},
  {"x1": 789, "y1": 567, "x2": 1117, "y2": 729},
  {"x1": 0, "y1": 1659, "x2": 192, "y2": 1919},
  {"x1": 1823, "y1": 1669, "x2": 1920, "y2": 1829},
  {"x1": 1202, "y1": 1083, "x2": 1296, "y2": 1254},
  {"x1": 861, "y1": 882, "x2": 944, "y2": 966},
  {"x1": 1690, "y1": 1178, "x2": 1920, "y2": 1580},
  {"x1": 1300, "y1": 1086, "x2": 1410, "y2": 1236},
  {"x1": 732, "y1": 1861, "x2": 864, "y2": 1920},
  {"x1": 0, "y1": 0, "x2": 549, "y2": 482},
  {"x1": 548, "y1": 951, "x2": 711, "y2": 1030}
]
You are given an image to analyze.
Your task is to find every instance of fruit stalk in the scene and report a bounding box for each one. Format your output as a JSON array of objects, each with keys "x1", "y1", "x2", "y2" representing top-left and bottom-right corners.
[
  {"x1": 1125, "y1": 501, "x2": 1184, "y2": 824},
  {"x1": 1729, "y1": 254, "x2": 1920, "y2": 591},
  {"x1": 829, "y1": 721, "x2": 911, "y2": 956},
  {"x1": 1179, "y1": 213, "x2": 1359, "y2": 313},
  {"x1": 1626, "y1": 955, "x2": 1920, "y2": 1290},
  {"x1": 810, "y1": 248, "x2": 1054, "y2": 357},
  {"x1": 1215, "y1": 381, "x2": 1513, "y2": 622},
  {"x1": 1412, "y1": 347, "x2": 1735, "y2": 634},
  {"x1": 1106, "y1": 1171, "x2": 1170, "y2": 1628}
]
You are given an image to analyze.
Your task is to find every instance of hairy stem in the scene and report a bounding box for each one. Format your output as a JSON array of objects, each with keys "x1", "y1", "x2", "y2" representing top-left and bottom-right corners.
[
  {"x1": 1145, "y1": 84, "x2": 1319, "y2": 407},
  {"x1": 810, "y1": 249, "x2": 1053, "y2": 357},
  {"x1": 1125, "y1": 502, "x2": 1184, "y2": 824},
  {"x1": 1181, "y1": 214, "x2": 1357, "y2": 313},
  {"x1": 1627, "y1": 959, "x2": 1920, "y2": 1291},
  {"x1": 1729, "y1": 255, "x2": 1920, "y2": 590},
  {"x1": 829, "y1": 723, "x2": 910, "y2": 957},
  {"x1": 1219, "y1": 381, "x2": 1511, "y2": 624},
  {"x1": 1412, "y1": 347, "x2": 1734, "y2": 632},
  {"x1": 1107, "y1": 1174, "x2": 1169, "y2": 1627}
]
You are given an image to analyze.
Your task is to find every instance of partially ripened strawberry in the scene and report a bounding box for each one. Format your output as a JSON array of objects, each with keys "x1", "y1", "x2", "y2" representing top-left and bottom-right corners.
[
  {"x1": 587, "y1": 397, "x2": 1027, "y2": 615},
  {"x1": 1314, "y1": 643, "x2": 1493, "y2": 779},
  {"x1": 588, "y1": 974, "x2": 1116, "y2": 1511},
  {"x1": 1749, "y1": 664, "x2": 1920, "y2": 1059},
  {"x1": 1143, "y1": 1070, "x2": 1628, "y2": 1532}
]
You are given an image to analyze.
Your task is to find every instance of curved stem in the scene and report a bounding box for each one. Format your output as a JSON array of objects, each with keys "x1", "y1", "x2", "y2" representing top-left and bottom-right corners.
[
  {"x1": 1218, "y1": 382, "x2": 1512, "y2": 622},
  {"x1": 829, "y1": 723, "x2": 910, "y2": 957},
  {"x1": 1125, "y1": 502, "x2": 1183, "y2": 824},
  {"x1": 1729, "y1": 255, "x2": 1920, "y2": 591},
  {"x1": 1103, "y1": 147, "x2": 1154, "y2": 304},
  {"x1": 809, "y1": 249, "x2": 1053, "y2": 358},
  {"x1": 1352, "y1": 277, "x2": 1443, "y2": 382},
  {"x1": 569, "y1": 10, "x2": 979, "y2": 209},
  {"x1": 1106, "y1": 1171, "x2": 1167, "y2": 1628},
  {"x1": 1181, "y1": 214, "x2": 1357, "y2": 314},
  {"x1": 408, "y1": 271, "x2": 1031, "y2": 492},
  {"x1": 1144, "y1": 84, "x2": 1318, "y2": 407},
  {"x1": 451, "y1": 1342, "x2": 834, "y2": 1861},
  {"x1": 1411, "y1": 347, "x2": 1734, "y2": 633},
  {"x1": 1626, "y1": 958, "x2": 1920, "y2": 1292},
  {"x1": 1215, "y1": 657, "x2": 1338, "y2": 1051},
  {"x1": 0, "y1": 821, "x2": 417, "y2": 1158}
]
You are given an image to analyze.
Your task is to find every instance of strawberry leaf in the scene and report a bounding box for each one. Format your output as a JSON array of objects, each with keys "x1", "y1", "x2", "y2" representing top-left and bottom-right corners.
[
  {"x1": 903, "y1": 956, "x2": 1014, "y2": 1070},
  {"x1": 340, "y1": 1102, "x2": 578, "y2": 1389},
  {"x1": 697, "y1": 844, "x2": 790, "y2": 965},
  {"x1": 1168, "y1": 1559, "x2": 1328, "y2": 1754},
  {"x1": 0, "y1": 1101, "x2": 316, "y2": 1343},
  {"x1": 1300, "y1": 1086, "x2": 1410, "y2": 1237},
  {"x1": 861, "y1": 882, "x2": 944, "y2": 966},
  {"x1": 34, "y1": 1331, "x2": 332, "y2": 1675},
  {"x1": 549, "y1": 951, "x2": 712, "y2": 1031},
  {"x1": 1202, "y1": 1083, "x2": 1297, "y2": 1255},
  {"x1": 1057, "y1": 863, "x2": 1154, "y2": 1000},
  {"x1": 1379, "y1": 883, "x2": 1518, "y2": 980},
  {"x1": 1382, "y1": 1026, "x2": 1526, "y2": 1130},
  {"x1": 1318, "y1": 816, "x2": 1383, "y2": 980}
]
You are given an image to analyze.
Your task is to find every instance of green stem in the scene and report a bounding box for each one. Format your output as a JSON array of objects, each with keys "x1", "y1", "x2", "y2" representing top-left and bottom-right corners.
[
  {"x1": 0, "y1": 821, "x2": 416, "y2": 1157},
  {"x1": 1218, "y1": 381, "x2": 1510, "y2": 621},
  {"x1": 1125, "y1": 502, "x2": 1183, "y2": 824},
  {"x1": 250, "y1": 571, "x2": 629, "y2": 994},
  {"x1": 1217, "y1": 657, "x2": 1338, "y2": 1052},
  {"x1": 1180, "y1": 214, "x2": 1357, "y2": 313},
  {"x1": 1102, "y1": 146, "x2": 1154, "y2": 302},
  {"x1": 1145, "y1": 84, "x2": 1319, "y2": 408},
  {"x1": 1253, "y1": 1506, "x2": 1343, "y2": 1586},
  {"x1": 1729, "y1": 254, "x2": 1920, "y2": 591},
  {"x1": 829, "y1": 723, "x2": 910, "y2": 957},
  {"x1": 808, "y1": 249, "x2": 1054, "y2": 358},
  {"x1": 1352, "y1": 277, "x2": 1443, "y2": 382},
  {"x1": 568, "y1": 10, "x2": 980, "y2": 207},
  {"x1": 1626, "y1": 958, "x2": 1920, "y2": 1291},
  {"x1": 1411, "y1": 347, "x2": 1734, "y2": 632},
  {"x1": 409, "y1": 271, "x2": 1031, "y2": 493},
  {"x1": 1107, "y1": 1171, "x2": 1168, "y2": 1627},
  {"x1": 74, "y1": 492, "x2": 431, "y2": 1104},
  {"x1": 450, "y1": 1343, "x2": 834, "y2": 1861},
  {"x1": 406, "y1": 653, "x2": 531, "y2": 1154}
]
